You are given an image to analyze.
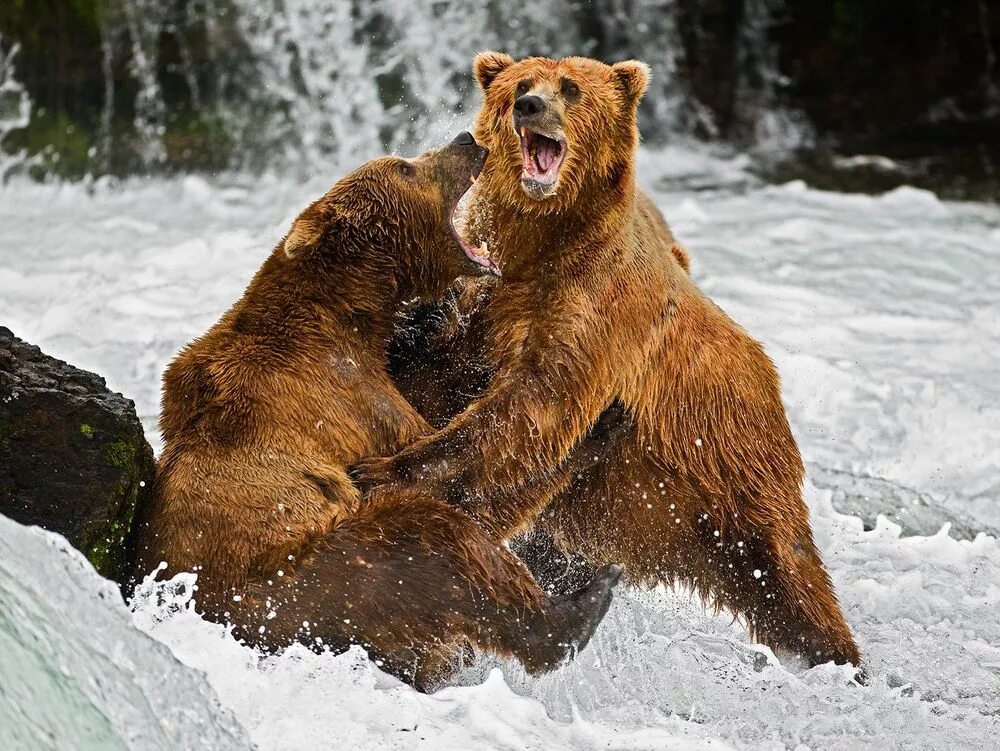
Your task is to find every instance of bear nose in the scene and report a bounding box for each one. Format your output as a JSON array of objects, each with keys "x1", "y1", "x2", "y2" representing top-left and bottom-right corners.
[
  {"x1": 451, "y1": 131, "x2": 476, "y2": 147},
  {"x1": 513, "y1": 95, "x2": 545, "y2": 120}
]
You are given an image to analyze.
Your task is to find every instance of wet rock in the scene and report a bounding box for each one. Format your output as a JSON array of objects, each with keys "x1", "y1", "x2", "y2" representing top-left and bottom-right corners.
[
  {"x1": 809, "y1": 463, "x2": 998, "y2": 541},
  {"x1": 774, "y1": 0, "x2": 1000, "y2": 143},
  {"x1": 0, "y1": 327, "x2": 154, "y2": 583},
  {"x1": 752, "y1": 121, "x2": 1000, "y2": 201}
]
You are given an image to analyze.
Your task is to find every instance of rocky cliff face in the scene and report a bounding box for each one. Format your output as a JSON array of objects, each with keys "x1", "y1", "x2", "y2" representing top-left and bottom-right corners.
[{"x1": 0, "y1": 327, "x2": 154, "y2": 583}]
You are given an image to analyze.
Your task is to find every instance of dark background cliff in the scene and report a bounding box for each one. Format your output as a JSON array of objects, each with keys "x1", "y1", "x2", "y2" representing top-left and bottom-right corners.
[{"x1": 1, "y1": 0, "x2": 998, "y2": 199}]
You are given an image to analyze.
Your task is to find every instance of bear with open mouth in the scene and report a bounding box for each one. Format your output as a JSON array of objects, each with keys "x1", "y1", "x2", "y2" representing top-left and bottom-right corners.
[
  {"x1": 131, "y1": 133, "x2": 624, "y2": 691},
  {"x1": 362, "y1": 54, "x2": 862, "y2": 672}
]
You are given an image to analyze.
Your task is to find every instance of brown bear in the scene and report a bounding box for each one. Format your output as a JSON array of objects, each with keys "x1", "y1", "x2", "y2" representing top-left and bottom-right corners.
[
  {"x1": 359, "y1": 55, "x2": 862, "y2": 669},
  {"x1": 131, "y1": 132, "x2": 624, "y2": 691}
]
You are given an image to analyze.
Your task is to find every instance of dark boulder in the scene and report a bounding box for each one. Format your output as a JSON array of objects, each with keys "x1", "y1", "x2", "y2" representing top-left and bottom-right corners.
[{"x1": 0, "y1": 327, "x2": 154, "y2": 583}]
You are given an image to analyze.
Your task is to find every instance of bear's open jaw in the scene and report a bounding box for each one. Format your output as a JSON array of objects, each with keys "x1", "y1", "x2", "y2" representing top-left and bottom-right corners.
[
  {"x1": 519, "y1": 127, "x2": 566, "y2": 195},
  {"x1": 450, "y1": 174, "x2": 501, "y2": 277}
]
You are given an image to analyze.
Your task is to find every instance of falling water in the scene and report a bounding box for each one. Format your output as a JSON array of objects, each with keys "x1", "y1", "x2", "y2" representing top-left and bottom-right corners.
[
  {"x1": 94, "y1": 0, "x2": 611, "y2": 171},
  {"x1": 735, "y1": 0, "x2": 814, "y2": 151},
  {"x1": 0, "y1": 40, "x2": 35, "y2": 180},
  {"x1": 2, "y1": 0, "x2": 814, "y2": 177},
  {"x1": 97, "y1": 0, "x2": 810, "y2": 172}
]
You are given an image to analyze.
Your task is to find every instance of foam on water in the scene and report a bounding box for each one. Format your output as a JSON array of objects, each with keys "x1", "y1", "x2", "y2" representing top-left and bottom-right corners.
[
  {"x1": 1, "y1": 147, "x2": 998, "y2": 748},
  {"x1": 0, "y1": 515, "x2": 249, "y2": 751}
]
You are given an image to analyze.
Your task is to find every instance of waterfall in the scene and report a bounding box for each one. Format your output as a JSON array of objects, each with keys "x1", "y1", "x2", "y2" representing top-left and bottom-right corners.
[
  {"x1": 734, "y1": 0, "x2": 813, "y2": 151},
  {"x1": 0, "y1": 40, "x2": 35, "y2": 180},
  {"x1": 89, "y1": 0, "x2": 615, "y2": 171},
  {"x1": 2, "y1": 0, "x2": 811, "y2": 177},
  {"x1": 96, "y1": 0, "x2": 810, "y2": 171}
]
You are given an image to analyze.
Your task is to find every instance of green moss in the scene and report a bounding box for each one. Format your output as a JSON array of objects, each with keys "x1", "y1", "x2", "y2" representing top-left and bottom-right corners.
[
  {"x1": 85, "y1": 513, "x2": 125, "y2": 580},
  {"x1": 81, "y1": 438, "x2": 143, "y2": 580},
  {"x1": 3, "y1": 111, "x2": 96, "y2": 178},
  {"x1": 104, "y1": 439, "x2": 136, "y2": 471},
  {"x1": 79, "y1": 423, "x2": 95, "y2": 439},
  {"x1": 0, "y1": 0, "x2": 102, "y2": 48},
  {"x1": 86, "y1": 533, "x2": 115, "y2": 581},
  {"x1": 162, "y1": 112, "x2": 236, "y2": 172}
]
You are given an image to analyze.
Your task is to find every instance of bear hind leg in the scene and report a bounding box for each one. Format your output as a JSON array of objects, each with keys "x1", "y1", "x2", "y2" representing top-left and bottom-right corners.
[
  {"x1": 235, "y1": 492, "x2": 620, "y2": 690},
  {"x1": 693, "y1": 520, "x2": 861, "y2": 670}
]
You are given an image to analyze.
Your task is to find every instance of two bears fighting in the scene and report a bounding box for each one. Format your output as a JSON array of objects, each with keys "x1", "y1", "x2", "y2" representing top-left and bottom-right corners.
[{"x1": 133, "y1": 53, "x2": 861, "y2": 691}]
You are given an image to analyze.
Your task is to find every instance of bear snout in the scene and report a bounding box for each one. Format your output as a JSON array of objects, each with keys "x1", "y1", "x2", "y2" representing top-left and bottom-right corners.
[
  {"x1": 513, "y1": 94, "x2": 546, "y2": 124},
  {"x1": 450, "y1": 131, "x2": 476, "y2": 147}
]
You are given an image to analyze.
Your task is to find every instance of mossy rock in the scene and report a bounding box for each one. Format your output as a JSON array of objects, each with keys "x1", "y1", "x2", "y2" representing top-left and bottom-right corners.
[{"x1": 0, "y1": 327, "x2": 154, "y2": 584}]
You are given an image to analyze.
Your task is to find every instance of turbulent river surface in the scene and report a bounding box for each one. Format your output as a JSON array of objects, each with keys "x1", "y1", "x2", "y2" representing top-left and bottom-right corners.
[{"x1": 1, "y1": 146, "x2": 999, "y2": 750}]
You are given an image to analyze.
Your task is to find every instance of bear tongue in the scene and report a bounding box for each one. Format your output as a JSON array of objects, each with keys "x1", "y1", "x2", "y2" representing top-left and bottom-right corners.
[{"x1": 535, "y1": 137, "x2": 558, "y2": 173}]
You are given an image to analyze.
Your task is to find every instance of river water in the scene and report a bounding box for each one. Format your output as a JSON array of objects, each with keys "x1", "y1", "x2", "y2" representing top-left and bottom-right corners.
[{"x1": 1, "y1": 144, "x2": 998, "y2": 749}]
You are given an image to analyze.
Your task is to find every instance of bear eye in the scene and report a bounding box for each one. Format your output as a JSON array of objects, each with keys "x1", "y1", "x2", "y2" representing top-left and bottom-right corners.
[
  {"x1": 397, "y1": 161, "x2": 417, "y2": 180},
  {"x1": 561, "y1": 78, "x2": 580, "y2": 101},
  {"x1": 515, "y1": 79, "x2": 531, "y2": 98}
]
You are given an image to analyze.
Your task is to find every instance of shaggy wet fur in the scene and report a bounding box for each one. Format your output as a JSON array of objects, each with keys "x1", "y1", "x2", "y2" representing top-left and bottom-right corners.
[
  {"x1": 132, "y1": 141, "x2": 621, "y2": 691},
  {"x1": 362, "y1": 54, "x2": 862, "y2": 669}
]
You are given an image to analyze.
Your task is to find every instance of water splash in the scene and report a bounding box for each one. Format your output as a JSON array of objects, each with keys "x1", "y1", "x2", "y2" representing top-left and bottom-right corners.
[{"x1": 2, "y1": 150, "x2": 999, "y2": 750}]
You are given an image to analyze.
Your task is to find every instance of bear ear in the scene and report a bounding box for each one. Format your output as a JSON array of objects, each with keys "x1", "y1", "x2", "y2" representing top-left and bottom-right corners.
[
  {"x1": 474, "y1": 51, "x2": 515, "y2": 92},
  {"x1": 611, "y1": 60, "x2": 651, "y2": 105},
  {"x1": 283, "y1": 214, "x2": 322, "y2": 258}
]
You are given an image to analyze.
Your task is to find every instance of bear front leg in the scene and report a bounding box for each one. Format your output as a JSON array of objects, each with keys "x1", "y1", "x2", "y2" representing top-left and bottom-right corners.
[
  {"x1": 444, "y1": 399, "x2": 633, "y2": 538},
  {"x1": 353, "y1": 354, "x2": 620, "y2": 537},
  {"x1": 359, "y1": 281, "x2": 648, "y2": 536}
]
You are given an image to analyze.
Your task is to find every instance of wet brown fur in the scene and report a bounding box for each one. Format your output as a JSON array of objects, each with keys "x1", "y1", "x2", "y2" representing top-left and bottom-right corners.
[
  {"x1": 132, "y1": 145, "x2": 617, "y2": 690},
  {"x1": 365, "y1": 54, "x2": 861, "y2": 668}
]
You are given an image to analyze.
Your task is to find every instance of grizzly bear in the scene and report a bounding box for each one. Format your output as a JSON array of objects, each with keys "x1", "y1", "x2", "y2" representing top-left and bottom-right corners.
[
  {"x1": 359, "y1": 55, "x2": 862, "y2": 669},
  {"x1": 131, "y1": 133, "x2": 624, "y2": 691}
]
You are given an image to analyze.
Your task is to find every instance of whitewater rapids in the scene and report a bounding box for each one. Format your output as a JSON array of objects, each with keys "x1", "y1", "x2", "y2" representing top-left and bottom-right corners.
[{"x1": 1, "y1": 146, "x2": 998, "y2": 749}]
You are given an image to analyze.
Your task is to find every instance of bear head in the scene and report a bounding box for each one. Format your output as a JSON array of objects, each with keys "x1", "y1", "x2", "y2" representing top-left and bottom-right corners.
[
  {"x1": 472, "y1": 52, "x2": 650, "y2": 212},
  {"x1": 283, "y1": 132, "x2": 498, "y2": 296}
]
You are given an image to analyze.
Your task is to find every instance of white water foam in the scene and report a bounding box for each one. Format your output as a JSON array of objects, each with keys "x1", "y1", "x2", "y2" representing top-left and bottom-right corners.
[{"x1": 1, "y1": 148, "x2": 998, "y2": 748}]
